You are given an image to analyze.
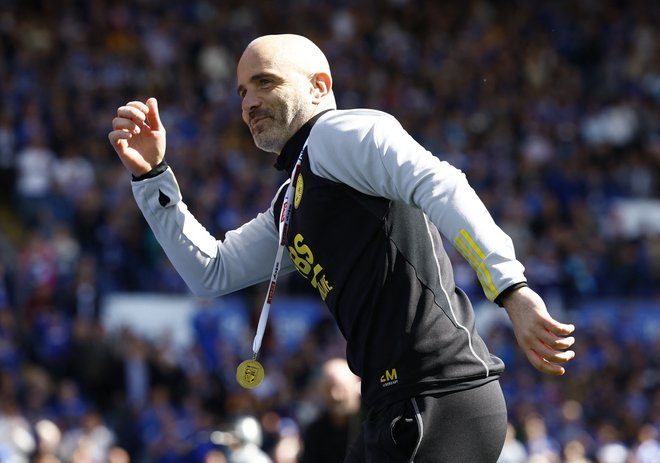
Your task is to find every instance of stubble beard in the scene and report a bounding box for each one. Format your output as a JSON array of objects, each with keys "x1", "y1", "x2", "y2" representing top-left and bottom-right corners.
[{"x1": 251, "y1": 96, "x2": 309, "y2": 154}]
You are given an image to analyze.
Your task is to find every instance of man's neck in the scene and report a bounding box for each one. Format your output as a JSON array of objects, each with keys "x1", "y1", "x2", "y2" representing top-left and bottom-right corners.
[{"x1": 274, "y1": 109, "x2": 334, "y2": 174}]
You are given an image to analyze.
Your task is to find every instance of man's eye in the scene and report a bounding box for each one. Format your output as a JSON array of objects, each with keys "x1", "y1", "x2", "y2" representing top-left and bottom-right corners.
[{"x1": 259, "y1": 79, "x2": 272, "y2": 87}]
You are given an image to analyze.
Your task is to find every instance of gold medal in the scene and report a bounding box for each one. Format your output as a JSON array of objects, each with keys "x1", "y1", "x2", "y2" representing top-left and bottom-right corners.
[{"x1": 236, "y1": 359, "x2": 265, "y2": 389}]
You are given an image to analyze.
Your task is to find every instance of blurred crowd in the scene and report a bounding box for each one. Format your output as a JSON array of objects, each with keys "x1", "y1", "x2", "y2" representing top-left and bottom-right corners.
[{"x1": 0, "y1": 0, "x2": 659, "y2": 462}]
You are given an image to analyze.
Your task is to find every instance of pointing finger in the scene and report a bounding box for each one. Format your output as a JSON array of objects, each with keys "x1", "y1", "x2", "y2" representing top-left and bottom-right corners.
[
  {"x1": 535, "y1": 327, "x2": 576, "y2": 350},
  {"x1": 544, "y1": 319, "x2": 575, "y2": 336},
  {"x1": 126, "y1": 100, "x2": 149, "y2": 113},
  {"x1": 117, "y1": 105, "x2": 148, "y2": 126}
]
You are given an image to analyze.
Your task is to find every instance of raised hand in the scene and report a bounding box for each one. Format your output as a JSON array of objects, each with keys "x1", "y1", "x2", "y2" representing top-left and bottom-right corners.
[{"x1": 108, "y1": 98, "x2": 166, "y2": 176}]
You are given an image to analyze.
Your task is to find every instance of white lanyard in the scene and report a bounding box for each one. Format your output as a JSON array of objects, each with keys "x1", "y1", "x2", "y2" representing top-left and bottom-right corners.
[{"x1": 251, "y1": 142, "x2": 307, "y2": 358}]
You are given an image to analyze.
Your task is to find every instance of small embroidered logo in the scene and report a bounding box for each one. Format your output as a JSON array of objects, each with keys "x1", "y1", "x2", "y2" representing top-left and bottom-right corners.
[{"x1": 380, "y1": 368, "x2": 398, "y2": 387}]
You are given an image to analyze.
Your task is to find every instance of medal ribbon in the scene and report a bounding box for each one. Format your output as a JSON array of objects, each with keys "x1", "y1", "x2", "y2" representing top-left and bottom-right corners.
[{"x1": 251, "y1": 142, "x2": 308, "y2": 359}]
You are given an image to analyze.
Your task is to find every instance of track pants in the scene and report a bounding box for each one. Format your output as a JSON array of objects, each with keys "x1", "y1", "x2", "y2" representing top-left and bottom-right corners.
[{"x1": 344, "y1": 380, "x2": 508, "y2": 463}]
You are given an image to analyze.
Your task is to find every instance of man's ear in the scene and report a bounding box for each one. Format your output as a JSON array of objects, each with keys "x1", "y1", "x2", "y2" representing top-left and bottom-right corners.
[{"x1": 311, "y1": 72, "x2": 332, "y2": 102}]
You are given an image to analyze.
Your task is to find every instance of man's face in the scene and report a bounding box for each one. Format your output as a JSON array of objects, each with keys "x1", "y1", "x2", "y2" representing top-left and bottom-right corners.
[
  {"x1": 321, "y1": 368, "x2": 361, "y2": 417},
  {"x1": 237, "y1": 48, "x2": 313, "y2": 154}
]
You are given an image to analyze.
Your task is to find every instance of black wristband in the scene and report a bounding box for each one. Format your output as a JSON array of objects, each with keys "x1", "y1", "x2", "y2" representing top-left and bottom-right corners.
[
  {"x1": 494, "y1": 281, "x2": 529, "y2": 307},
  {"x1": 131, "y1": 161, "x2": 168, "y2": 181}
]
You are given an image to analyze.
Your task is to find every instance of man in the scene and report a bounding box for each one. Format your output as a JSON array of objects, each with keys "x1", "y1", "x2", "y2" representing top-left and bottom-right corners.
[
  {"x1": 228, "y1": 416, "x2": 272, "y2": 463},
  {"x1": 109, "y1": 34, "x2": 576, "y2": 462},
  {"x1": 299, "y1": 358, "x2": 361, "y2": 463}
]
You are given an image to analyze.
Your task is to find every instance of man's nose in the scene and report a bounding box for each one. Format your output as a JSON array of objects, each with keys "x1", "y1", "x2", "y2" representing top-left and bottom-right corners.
[{"x1": 242, "y1": 90, "x2": 261, "y2": 114}]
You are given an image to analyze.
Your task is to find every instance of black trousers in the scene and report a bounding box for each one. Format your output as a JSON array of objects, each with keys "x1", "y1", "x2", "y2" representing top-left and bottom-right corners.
[{"x1": 344, "y1": 380, "x2": 508, "y2": 463}]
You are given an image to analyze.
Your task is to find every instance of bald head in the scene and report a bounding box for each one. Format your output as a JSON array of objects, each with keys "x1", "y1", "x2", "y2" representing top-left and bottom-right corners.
[
  {"x1": 320, "y1": 358, "x2": 360, "y2": 418},
  {"x1": 237, "y1": 34, "x2": 336, "y2": 153},
  {"x1": 244, "y1": 34, "x2": 333, "y2": 83}
]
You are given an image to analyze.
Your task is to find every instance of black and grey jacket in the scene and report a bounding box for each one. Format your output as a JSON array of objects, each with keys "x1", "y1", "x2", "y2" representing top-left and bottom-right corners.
[{"x1": 132, "y1": 108, "x2": 526, "y2": 409}]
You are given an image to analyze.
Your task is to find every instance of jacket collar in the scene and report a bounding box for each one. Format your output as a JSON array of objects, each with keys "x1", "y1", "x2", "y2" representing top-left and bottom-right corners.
[{"x1": 274, "y1": 109, "x2": 333, "y2": 175}]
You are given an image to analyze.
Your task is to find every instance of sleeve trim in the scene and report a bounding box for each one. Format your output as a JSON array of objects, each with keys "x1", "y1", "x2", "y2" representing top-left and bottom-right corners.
[
  {"x1": 131, "y1": 161, "x2": 168, "y2": 182},
  {"x1": 494, "y1": 282, "x2": 529, "y2": 307}
]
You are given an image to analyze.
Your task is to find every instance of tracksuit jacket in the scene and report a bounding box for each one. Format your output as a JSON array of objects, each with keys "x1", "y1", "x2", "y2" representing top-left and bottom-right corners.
[{"x1": 131, "y1": 108, "x2": 527, "y2": 410}]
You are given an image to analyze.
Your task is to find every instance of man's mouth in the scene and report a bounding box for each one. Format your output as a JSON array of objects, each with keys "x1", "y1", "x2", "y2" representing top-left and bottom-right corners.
[
  {"x1": 249, "y1": 111, "x2": 272, "y2": 131},
  {"x1": 251, "y1": 116, "x2": 268, "y2": 129}
]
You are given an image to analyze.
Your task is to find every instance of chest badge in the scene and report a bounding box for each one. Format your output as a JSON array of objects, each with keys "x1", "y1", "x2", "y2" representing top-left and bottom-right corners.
[{"x1": 294, "y1": 173, "x2": 304, "y2": 209}]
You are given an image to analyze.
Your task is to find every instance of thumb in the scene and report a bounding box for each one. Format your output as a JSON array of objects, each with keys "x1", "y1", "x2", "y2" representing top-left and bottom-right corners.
[{"x1": 146, "y1": 97, "x2": 163, "y2": 131}]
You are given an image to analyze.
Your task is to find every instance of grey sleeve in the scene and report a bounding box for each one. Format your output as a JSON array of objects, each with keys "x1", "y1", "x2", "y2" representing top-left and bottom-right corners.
[
  {"x1": 308, "y1": 111, "x2": 526, "y2": 301},
  {"x1": 131, "y1": 168, "x2": 294, "y2": 297}
]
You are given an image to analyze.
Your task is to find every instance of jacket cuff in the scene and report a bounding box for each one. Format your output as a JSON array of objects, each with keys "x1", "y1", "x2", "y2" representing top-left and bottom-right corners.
[
  {"x1": 494, "y1": 281, "x2": 529, "y2": 307},
  {"x1": 131, "y1": 161, "x2": 168, "y2": 181}
]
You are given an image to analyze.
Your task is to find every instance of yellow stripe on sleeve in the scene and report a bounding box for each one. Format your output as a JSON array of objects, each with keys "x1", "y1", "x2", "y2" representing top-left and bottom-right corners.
[
  {"x1": 454, "y1": 229, "x2": 498, "y2": 301},
  {"x1": 454, "y1": 236, "x2": 496, "y2": 301}
]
